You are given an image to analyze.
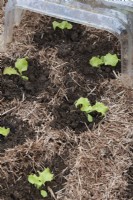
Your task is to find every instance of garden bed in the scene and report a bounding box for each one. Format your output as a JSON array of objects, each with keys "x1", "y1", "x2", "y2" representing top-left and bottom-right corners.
[{"x1": 0, "y1": 10, "x2": 133, "y2": 200}]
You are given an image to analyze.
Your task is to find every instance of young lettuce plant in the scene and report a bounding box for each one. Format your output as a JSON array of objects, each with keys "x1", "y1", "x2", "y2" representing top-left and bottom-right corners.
[
  {"x1": 3, "y1": 58, "x2": 29, "y2": 80},
  {"x1": 52, "y1": 20, "x2": 73, "y2": 30},
  {"x1": 0, "y1": 126, "x2": 10, "y2": 137},
  {"x1": 89, "y1": 53, "x2": 119, "y2": 68},
  {"x1": 75, "y1": 97, "x2": 109, "y2": 122},
  {"x1": 28, "y1": 168, "x2": 54, "y2": 198}
]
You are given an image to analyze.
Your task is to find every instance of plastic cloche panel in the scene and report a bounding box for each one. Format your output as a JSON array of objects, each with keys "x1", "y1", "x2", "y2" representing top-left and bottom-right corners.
[{"x1": 0, "y1": 0, "x2": 133, "y2": 85}]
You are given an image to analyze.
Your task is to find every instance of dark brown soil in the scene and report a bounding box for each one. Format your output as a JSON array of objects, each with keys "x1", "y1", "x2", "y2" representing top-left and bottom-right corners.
[
  {"x1": 50, "y1": 98, "x2": 103, "y2": 133},
  {"x1": 0, "y1": 59, "x2": 53, "y2": 100},
  {"x1": 0, "y1": 18, "x2": 121, "y2": 133},
  {"x1": 0, "y1": 115, "x2": 36, "y2": 153},
  {"x1": 0, "y1": 154, "x2": 69, "y2": 200},
  {"x1": 33, "y1": 17, "x2": 121, "y2": 80}
]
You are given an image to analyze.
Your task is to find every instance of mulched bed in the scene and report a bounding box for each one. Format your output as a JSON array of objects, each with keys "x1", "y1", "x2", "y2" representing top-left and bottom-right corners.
[
  {"x1": 0, "y1": 153, "x2": 69, "y2": 200},
  {"x1": 0, "y1": 17, "x2": 121, "y2": 133},
  {"x1": 0, "y1": 15, "x2": 132, "y2": 200}
]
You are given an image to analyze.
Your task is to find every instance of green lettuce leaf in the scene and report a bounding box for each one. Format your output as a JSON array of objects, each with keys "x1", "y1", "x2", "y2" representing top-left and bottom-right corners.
[
  {"x1": 21, "y1": 75, "x2": 29, "y2": 80},
  {"x1": 53, "y1": 21, "x2": 72, "y2": 30},
  {"x1": 75, "y1": 97, "x2": 92, "y2": 112},
  {"x1": 38, "y1": 168, "x2": 54, "y2": 183},
  {"x1": 103, "y1": 53, "x2": 119, "y2": 67},
  {"x1": 15, "y1": 58, "x2": 28, "y2": 74},
  {"x1": 41, "y1": 190, "x2": 48, "y2": 198},
  {"x1": 28, "y1": 174, "x2": 42, "y2": 188},
  {"x1": 92, "y1": 102, "x2": 109, "y2": 116},
  {"x1": 89, "y1": 56, "x2": 103, "y2": 67},
  {"x1": 3, "y1": 67, "x2": 19, "y2": 75},
  {"x1": 87, "y1": 114, "x2": 93, "y2": 122},
  {"x1": 0, "y1": 127, "x2": 10, "y2": 137}
]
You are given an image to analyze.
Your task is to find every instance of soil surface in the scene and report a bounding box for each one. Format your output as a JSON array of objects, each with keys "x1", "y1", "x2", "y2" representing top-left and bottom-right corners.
[
  {"x1": 0, "y1": 115, "x2": 36, "y2": 153},
  {"x1": 0, "y1": 15, "x2": 132, "y2": 200},
  {"x1": 0, "y1": 17, "x2": 121, "y2": 133},
  {"x1": 0, "y1": 154, "x2": 69, "y2": 200}
]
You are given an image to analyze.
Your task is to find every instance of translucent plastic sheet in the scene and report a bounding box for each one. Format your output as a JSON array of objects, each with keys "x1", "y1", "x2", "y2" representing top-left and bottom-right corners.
[{"x1": 1, "y1": 0, "x2": 133, "y2": 84}]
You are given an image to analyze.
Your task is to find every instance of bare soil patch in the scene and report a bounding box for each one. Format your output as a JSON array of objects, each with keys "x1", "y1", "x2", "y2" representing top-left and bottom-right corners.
[{"x1": 0, "y1": 115, "x2": 35, "y2": 153}]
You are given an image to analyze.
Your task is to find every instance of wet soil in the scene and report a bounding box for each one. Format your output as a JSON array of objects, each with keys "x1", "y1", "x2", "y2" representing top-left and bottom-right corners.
[
  {"x1": 0, "y1": 17, "x2": 121, "y2": 133},
  {"x1": 0, "y1": 59, "x2": 52, "y2": 100},
  {"x1": 0, "y1": 154, "x2": 69, "y2": 200},
  {"x1": 0, "y1": 115, "x2": 36, "y2": 153}
]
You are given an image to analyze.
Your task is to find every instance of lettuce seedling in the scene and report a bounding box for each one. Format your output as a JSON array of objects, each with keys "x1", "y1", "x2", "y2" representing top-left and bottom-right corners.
[
  {"x1": 0, "y1": 126, "x2": 10, "y2": 137},
  {"x1": 75, "y1": 97, "x2": 109, "y2": 122},
  {"x1": 102, "y1": 53, "x2": 119, "y2": 66},
  {"x1": 3, "y1": 58, "x2": 29, "y2": 80},
  {"x1": 52, "y1": 20, "x2": 73, "y2": 30},
  {"x1": 89, "y1": 53, "x2": 119, "y2": 68},
  {"x1": 28, "y1": 168, "x2": 54, "y2": 198},
  {"x1": 89, "y1": 56, "x2": 104, "y2": 68}
]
